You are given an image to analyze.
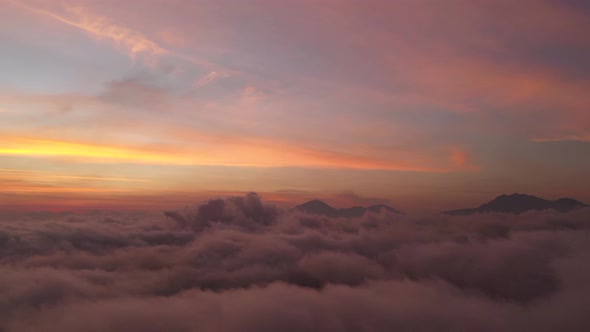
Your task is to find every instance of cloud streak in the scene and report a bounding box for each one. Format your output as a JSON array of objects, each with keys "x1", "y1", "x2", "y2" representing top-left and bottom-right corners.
[
  {"x1": 0, "y1": 135, "x2": 460, "y2": 172},
  {"x1": 7, "y1": 0, "x2": 225, "y2": 70},
  {"x1": 0, "y1": 168, "x2": 150, "y2": 183},
  {"x1": 8, "y1": 0, "x2": 164, "y2": 62}
]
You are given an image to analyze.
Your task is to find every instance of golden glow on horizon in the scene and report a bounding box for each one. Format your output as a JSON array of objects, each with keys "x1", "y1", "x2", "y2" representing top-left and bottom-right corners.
[
  {"x1": 0, "y1": 136, "x2": 451, "y2": 172},
  {"x1": 0, "y1": 168, "x2": 150, "y2": 183},
  {"x1": 0, "y1": 136, "x2": 461, "y2": 210},
  {"x1": 1, "y1": 186, "x2": 136, "y2": 193},
  {"x1": 0, "y1": 137, "x2": 181, "y2": 164}
]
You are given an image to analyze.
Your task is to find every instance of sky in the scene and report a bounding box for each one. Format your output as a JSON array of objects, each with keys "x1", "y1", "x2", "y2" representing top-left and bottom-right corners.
[{"x1": 0, "y1": 0, "x2": 589, "y2": 212}]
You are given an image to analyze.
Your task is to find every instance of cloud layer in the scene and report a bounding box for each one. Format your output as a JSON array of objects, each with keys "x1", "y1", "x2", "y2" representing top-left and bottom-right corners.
[{"x1": 1, "y1": 193, "x2": 590, "y2": 331}]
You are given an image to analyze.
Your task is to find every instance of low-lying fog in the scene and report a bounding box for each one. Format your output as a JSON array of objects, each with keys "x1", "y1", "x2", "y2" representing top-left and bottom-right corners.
[{"x1": 1, "y1": 193, "x2": 589, "y2": 331}]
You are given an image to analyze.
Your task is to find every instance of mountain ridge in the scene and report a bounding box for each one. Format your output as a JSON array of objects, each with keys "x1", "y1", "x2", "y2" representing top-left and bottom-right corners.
[
  {"x1": 293, "y1": 199, "x2": 404, "y2": 217},
  {"x1": 443, "y1": 193, "x2": 589, "y2": 215}
]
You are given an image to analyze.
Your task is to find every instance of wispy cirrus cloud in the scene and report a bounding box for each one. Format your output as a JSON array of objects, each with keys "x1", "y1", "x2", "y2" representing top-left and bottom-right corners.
[
  {"x1": 7, "y1": 0, "x2": 164, "y2": 63},
  {"x1": 7, "y1": 0, "x2": 226, "y2": 70},
  {"x1": 532, "y1": 135, "x2": 590, "y2": 143},
  {"x1": 195, "y1": 71, "x2": 232, "y2": 87}
]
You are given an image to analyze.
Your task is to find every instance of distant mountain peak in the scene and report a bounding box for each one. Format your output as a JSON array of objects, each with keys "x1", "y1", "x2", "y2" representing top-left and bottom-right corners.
[
  {"x1": 443, "y1": 194, "x2": 588, "y2": 215},
  {"x1": 294, "y1": 200, "x2": 404, "y2": 217},
  {"x1": 294, "y1": 200, "x2": 338, "y2": 216},
  {"x1": 300, "y1": 199, "x2": 333, "y2": 208}
]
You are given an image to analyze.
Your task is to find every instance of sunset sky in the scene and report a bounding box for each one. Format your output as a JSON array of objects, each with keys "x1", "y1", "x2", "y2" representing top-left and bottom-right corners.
[{"x1": 1, "y1": 0, "x2": 589, "y2": 212}]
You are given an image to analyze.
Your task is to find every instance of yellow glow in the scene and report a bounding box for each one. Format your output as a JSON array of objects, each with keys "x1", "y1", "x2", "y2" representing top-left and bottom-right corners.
[
  {"x1": 0, "y1": 137, "x2": 186, "y2": 164},
  {"x1": 0, "y1": 172, "x2": 150, "y2": 183},
  {"x1": 1, "y1": 186, "x2": 135, "y2": 193},
  {"x1": 0, "y1": 136, "x2": 447, "y2": 172}
]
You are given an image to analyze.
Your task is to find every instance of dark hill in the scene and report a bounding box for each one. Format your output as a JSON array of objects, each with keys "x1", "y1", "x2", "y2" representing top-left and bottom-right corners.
[
  {"x1": 443, "y1": 193, "x2": 589, "y2": 215},
  {"x1": 294, "y1": 200, "x2": 404, "y2": 217}
]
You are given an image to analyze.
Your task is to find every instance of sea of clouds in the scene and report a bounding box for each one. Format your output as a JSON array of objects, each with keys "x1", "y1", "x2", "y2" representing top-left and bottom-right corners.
[{"x1": 1, "y1": 192, "x2": 590, "y2": 331}]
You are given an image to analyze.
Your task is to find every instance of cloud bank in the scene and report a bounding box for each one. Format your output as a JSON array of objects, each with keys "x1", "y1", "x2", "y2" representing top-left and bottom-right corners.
[{"x1": 1, "y1": 193, "x2": 590, "y2": 331}]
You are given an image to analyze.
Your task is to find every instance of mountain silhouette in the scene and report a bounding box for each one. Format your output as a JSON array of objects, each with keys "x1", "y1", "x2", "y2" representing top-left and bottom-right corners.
[
  {"x1": 443, "y1": 193, "x2": 589, "y2": 215},
  {"x1": 294, "y1": 199, "x2": 404, "y2": 217}
]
